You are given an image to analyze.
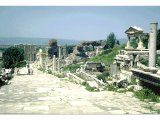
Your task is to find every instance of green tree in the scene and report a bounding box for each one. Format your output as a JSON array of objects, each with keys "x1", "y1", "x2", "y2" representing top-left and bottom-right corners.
[
  {"x1": 157, "y1": 29, "x2": 160, "y2": 50},
  {"x1": 142, "y1": 35, "x2": 149, "y2": 49},
  {"x1": 48, "y1": 38, "x2": 57, "y2": 47},
  {"x1": 66, "y1": 45, "x2": 75, "y2": 54},
  {"x1": 104, "y1": 32, "x2": 116, "y2": 49},
  {"x1": 2, "y1": 47, "x2": 25, "y2": 68},
  {"x1": 130, "y1": 38, "x2": 138, "y2": 49},
  {"x1": 116, "y1": 40, "x2": 120, "y2": 45},
  {"x1": 48, "y1": 38, "x2": 58, "y2": 58}
]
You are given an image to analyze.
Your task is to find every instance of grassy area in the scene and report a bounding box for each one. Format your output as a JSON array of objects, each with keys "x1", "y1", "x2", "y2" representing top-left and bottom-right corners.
[
  {"x1": 89, "y1": 45, "x2": 125, "y2": 65},
  {"x1": 82, "y1": 82, "x2": 99, "y2": 92},
  {"x1": 0, "y1": 62, "x2": 3, "y2": 74},
  {"x1": 157, "y1": 55, "x2": 160, "y2": 66},
  {"x1": 134, "y1": 88, "x2": 160, "y2": 102},
  {"x1": 63, "y1": 64, "x2": 81, "y2": 73},
  {"x1": 37, "y1": 67, "x2": 46, "y2": 72},
  {"x1": 96, "y1": 71, "x2": 110, "y2": 82},
  {"x1": 145, "y1": 106, "x2": 160, "y2": 114}
]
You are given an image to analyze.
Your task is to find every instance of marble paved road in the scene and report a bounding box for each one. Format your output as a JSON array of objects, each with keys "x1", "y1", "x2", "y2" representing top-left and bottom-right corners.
[{"x1": 0, "y1": 68, "x2": 155, "y2": 114}]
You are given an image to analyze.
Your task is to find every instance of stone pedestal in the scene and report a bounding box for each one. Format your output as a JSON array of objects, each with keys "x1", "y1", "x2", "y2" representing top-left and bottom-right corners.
[
  {"x1": 125, "y1": 36, "x2": 133, "y2": 49},
  {"x1": 137, "y1": 37, "x2": 145, "y2": 50}
]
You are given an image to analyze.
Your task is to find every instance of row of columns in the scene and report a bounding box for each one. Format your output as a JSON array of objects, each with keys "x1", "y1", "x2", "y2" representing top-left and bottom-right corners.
[
  {"x1": 37, "y1": 46, "x2": 63, "y2": 73},
  {"x1": 125, "y1": 35, "x2": 145, "y2": 50},
  {"x1": 15, "y1": 44, "x2": 35, "y2": 63}
]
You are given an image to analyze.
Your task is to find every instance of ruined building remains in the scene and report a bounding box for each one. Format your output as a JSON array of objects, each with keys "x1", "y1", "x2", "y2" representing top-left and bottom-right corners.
[
  {"x1": 35, "y1": 39, "x2": 67, "y2": 73},
  {"x1": 15, "y1": 44, "x2": 36, "y2": 62},
  {"x1": 112, "y1": 22, "x2": 160, "y2": 88}
]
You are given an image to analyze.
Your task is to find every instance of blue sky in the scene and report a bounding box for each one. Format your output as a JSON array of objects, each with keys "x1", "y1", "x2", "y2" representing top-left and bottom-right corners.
[{"x1": 0, "y1": 6, "x2": 160, "y2": 40}]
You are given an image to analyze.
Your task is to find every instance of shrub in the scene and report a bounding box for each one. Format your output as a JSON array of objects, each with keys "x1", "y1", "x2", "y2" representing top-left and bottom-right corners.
[
  {"x1": 6, "y1": 73, "x2": 13, "y2": 80},
  {"x1": 16, "y1": 60, "x2": 27, "y2": 68},
  {"x1": 156, "y1": 55, "x2": 160, "y2": 66},
  {"x1": 97, "y1": 71, "x2": 110, "y2": 82},
  {"x1": 63, "y1": 64, "x2": 80, "y2": 73},
  {"x1": 47, "y1": 69, "x2": 52, "y2": 74},
  {"x1": 82, "y1": 82, "x2": 99, "y2": 92},
  {"x1": 2, "y1": 47, "x2": 25, "y2": 68},
  {"x1": 38, "y1": 67, "x2": 45, "y2": 72},
  {"x1": 139, "y1": 58, "x2": 148, "y2": 66},
  {"x1": 107, "y1": 76, "x2": 113, "y2": 81},
  {"x1": 130, "y1": 78, "x2": 138, "y2": 85},
  {"x1": 102, "y1": 49, "x2": 112, "y2": 54},
  {"x1": 54, "y1": 73, "x2": 65, "y2": 78},
  {"x1": 134, "y1": 88, "x2": 160, "y2": 102},
  {"x1": 107, "y1": 85, "x2": 117, "y2": 91},
  {"x1": 97, "y1": 74, "x2": 105, "y2": 81}
]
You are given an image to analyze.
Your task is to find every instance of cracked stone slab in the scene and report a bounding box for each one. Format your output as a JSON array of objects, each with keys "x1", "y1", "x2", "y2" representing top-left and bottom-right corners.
[
  {"x1": 0, "y1": 67, "x2": 155, "y2": 114},
  {"x1": 38, "y1": 97, "x2": 61, "y2": 101},
  {"x1": 0, "y1": 92, "x2": 5, "y2": 95},
  {"x1": 36, "y1": 88, "x2": 52, "y2": 93},
  {"x1": 108, "y1": 110, "x2": 127, "y2": 114},
  {"x1": 68, "y1": 100, "x2": 93, "y2": 106},
  {"x1": 23, "y1": 105, "x2": 49, "y2": 111}
]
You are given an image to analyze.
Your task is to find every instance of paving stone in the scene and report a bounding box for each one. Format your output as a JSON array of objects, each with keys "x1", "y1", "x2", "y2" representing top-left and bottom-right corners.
[
  {"x1": 36, "y1": 88, "x2": 52, "y2": 93},
  {"x1": 153, "y1": 103, "x2": 160, "y2": 111},
  {"x1": 0, "y1": 92, "x2": 5, "y2": 95},
  {"x1": 69, "y1": 100, "x2": 93, "y2": 106},
  {"x1": 0, "y1": 67, "x2": 155, "y2": 114},
  {"x1": 126, "y1": 111, "x2": 142, "y2": 114},
  {"x1": 38, "y1": 97, "x2": 61, "y2": 101},
  {"x1": 108, "y1": 110, "x2": 127, "y2": 114},
  {"x1": 23, "y1": 105, "x2": 49, "y2": 111}
]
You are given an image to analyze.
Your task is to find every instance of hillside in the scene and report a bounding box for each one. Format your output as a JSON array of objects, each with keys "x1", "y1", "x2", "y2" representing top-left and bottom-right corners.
[{"x1": 89, "y1": 45, "x2": 125, "y2": 65}]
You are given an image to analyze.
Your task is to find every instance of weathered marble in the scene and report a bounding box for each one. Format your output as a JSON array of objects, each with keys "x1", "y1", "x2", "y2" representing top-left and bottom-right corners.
[{"x1": 0, "y1": 68, "x2": 157, "y2": 114}]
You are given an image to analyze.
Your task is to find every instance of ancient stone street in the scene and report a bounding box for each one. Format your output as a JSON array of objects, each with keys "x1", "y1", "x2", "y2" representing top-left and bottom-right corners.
[{"x1": 0, "y1": 68, "x2": 155, "y2": 114}]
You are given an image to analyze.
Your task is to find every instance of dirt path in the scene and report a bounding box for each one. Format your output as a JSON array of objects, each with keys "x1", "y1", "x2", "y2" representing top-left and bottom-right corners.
[{"x1": 0, "y1": 67, "x2": 155, "y2": 114}]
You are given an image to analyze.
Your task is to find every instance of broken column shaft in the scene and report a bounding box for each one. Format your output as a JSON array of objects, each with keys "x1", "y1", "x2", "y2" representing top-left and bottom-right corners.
[
  {"x1": 52, "y1": 55, "x2": 56, "y2": 72},
  {"x1": 149, "y1": 23, "x2": 158, "y2": 67}
]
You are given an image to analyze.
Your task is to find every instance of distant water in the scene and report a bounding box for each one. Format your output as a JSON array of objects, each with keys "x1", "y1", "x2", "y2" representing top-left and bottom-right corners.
[{"x1": 0, "y1": 37, "x2": 81, "y2": 46}]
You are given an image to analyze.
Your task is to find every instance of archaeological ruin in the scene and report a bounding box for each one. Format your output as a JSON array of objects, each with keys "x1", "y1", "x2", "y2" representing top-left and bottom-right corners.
[
  {"x1": 112, "y1": 23, "x2": 160, "y2": 91},
  {"x1": 15, "y1": 44, "x2": 36, "y2": 63},
  {"x1": 1, "y1": 22, "x2": 160, "y2": 115}
]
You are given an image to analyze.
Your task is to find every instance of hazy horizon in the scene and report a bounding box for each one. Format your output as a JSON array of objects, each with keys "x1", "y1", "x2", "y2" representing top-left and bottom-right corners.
[{"x1": 0, "y1": 36, "x2": 128, "y2": 46}]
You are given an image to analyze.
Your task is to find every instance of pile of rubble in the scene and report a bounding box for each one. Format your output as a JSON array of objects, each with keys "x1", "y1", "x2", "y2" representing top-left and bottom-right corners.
[{"x1": 0, "y1": 68, "x2": 12, "y2": 86}]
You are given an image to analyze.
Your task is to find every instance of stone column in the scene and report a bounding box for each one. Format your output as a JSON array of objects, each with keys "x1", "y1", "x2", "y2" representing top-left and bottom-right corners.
[
  {"x1": 39, "y1": 49, "x2": 43, "y2": 68},
  {"x1": 52, "y1": 55, "x2": 56, "y2": 72},
  {"x1": 96, "y1": 47, "x2": 99, "y2": 55},
  {"x1": 59, "y1": 46, "x2": 61, "y2": 59},
  {"x1": 149, "y1": 23, "x2": 158, "y2": 67},
  {"x1": 57, "y1": 58, "x2": 60, "y2": 72},
  {"x1": 33, "y1": 46, "x2": 35, "y2": 62}
]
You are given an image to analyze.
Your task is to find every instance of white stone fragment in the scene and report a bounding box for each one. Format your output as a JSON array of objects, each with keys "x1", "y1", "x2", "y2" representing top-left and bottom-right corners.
[{"x1": 87, "y1": 81, "x2": 99, "y2": 88}]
